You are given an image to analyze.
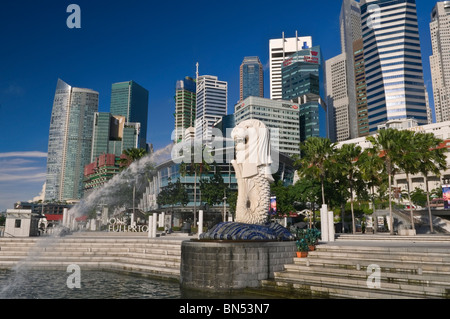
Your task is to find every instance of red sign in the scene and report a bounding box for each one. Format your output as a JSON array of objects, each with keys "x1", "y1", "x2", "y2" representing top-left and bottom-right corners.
[
  {"x1": 283, "y1": 57, "x2": 293, "y2": 67},
  {"x1": 303, "y1": 56, "x2": 319, "y2": 64},
  {"x1": 311, "y1": 51, "x2": 318, "y2": 56},
  {"x1": 292, "y1": 105, "x2": 298, "y2": 109}
]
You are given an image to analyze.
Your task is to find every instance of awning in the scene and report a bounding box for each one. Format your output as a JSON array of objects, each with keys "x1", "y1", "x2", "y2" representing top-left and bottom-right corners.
[{"x1": 45, "y1": 214, "x2": 63, "y2": 221}]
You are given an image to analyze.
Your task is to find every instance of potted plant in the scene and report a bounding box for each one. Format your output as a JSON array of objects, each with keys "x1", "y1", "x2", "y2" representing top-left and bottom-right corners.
[
  {"x1": 296, "y1": 238, "x2": 309, "y2": 258},
  {"x1": 305, "y1": 228, "x2": 321, "y2": 251}
]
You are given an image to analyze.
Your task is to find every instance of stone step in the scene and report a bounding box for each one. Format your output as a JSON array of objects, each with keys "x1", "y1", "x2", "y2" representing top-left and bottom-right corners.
[
  {"x1": 294, "y1": 255, "x2": 450, "y2": 274},
  {"x1": 336, "y1": 234, "x2": 450, "y2": 242},
  {"x1": 17, "y1": 252, "x2": 181, "y2": 263},
  {"x1": 0, "y1": 236, "x2": 184, "y2": 281},
  {"x1": 17, "y1": 246, "x2": 181, "y2": 254},
  {"x1": 305, "y1": 250, "x2": 450, "y2": 263},
  {"x1": 106, "y1": 262, "x2": 180, "y2": 279},
  {"x1": 284, "y1": 263, "x2": 450, "y2": 286},
  {"x1": 260, "y1": 278, "x2": 425, "y2": 299},
  {"x1": 316, "y1": 243, "x2": 450, "y2": 254},
  {"x1": 274, "y1": 270, "x2": 448, "y2": 297}
]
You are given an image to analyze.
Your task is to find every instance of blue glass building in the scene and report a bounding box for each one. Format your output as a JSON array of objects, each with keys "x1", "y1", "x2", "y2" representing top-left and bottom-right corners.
[
  {"x1": 110, "y1": 81, "x2": 149, "y2": 149},
  {"x1": 240, "y1": 56, "x2": 264, "y2": 101},
  {"x1": 360, "y1": 0, "x2": 427, "y2": 132},
  {"x1": 281, "y1": 46, "x2": 326, "y2": 141},
  {"x1": 45, "y1": 79, "x2": 99, "y2": 201}
]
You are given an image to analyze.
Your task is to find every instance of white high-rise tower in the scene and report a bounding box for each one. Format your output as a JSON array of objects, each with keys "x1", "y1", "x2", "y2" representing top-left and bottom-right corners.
[
  {"x1": 195, "y1": 73, "x2": 227, "y2": 141},
  {"x1": 45, "y1": 79, "x2": 99, "y2": 201},
  {"x1": 430, "y1": 1, "x2": 450, "y2": 123},
  {"x1": 269, "y1": 32, "x2": 312, "y2": 100},
  {"x1": 361, "y1": 0, "x2": 428, "y2": 133}
]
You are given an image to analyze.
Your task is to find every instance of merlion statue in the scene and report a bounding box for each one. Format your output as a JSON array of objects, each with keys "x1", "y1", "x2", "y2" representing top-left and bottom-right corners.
[
  {"x1": 199, "y1": 119, "x2": 293, "y2": 241},
  {"x1": 230, "y1": 119, "x2": 274, "y2": 225}
]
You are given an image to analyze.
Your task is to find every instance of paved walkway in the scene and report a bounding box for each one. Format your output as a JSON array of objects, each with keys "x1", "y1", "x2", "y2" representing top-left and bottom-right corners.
[{"x1": 329, "y1": 233, "x2": 450, "y2": 249}]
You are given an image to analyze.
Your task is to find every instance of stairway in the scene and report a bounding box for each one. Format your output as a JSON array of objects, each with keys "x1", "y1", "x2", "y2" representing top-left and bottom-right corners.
[
  {"x1": 261, "y1": 242, "x2": 450, "y2": 299},
  {"x1": 0, "y1": 234, "x2": 185, "y2": 281}
]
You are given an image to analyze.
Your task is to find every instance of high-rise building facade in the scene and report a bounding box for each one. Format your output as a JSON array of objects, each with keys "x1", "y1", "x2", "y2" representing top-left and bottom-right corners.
[
  {"x1": 84, "y1": 153, "x2": 121, "y2": 195},
  {"x1": 353, "y1": 38, "x2": 370, "y2": 137},
  {"x1": 326, "y1": 53, "x2": 351, "y2": 142},
  {"x1": 240, "y1": 56, "x2": 264, "y2": 101},
  {"x1": 269, "y1": 32, "x2": 313, "y2": 100},
  {"x1": 45, "y1": 79, "x2": 99, "y2": 201},
  {"x1": 195, "y1": 75, "x2": 227, "y2": 141},
  {"x1": 110, "y1": 81, "x2": 149, "y2": 149},
  {"x1": 326, "y1": 0, "x2": 363, "y2": 142},
  {"x1": 361, "y1": 0, "x2": 428, "y2": 133},
  {"x1": 174, "y1": 77, "x2": 196, "y2": 143},
  {"x1": 430, "y1": 1, "x2": 450, "y2": 123},
  {"x1": 91, "y1": 112, "x2": 140, "y2": 161},
  {"x1": 234, "y1": 96, "x2": 300, "y2": 157},
  {"x1": 282, "y1": 46, "x2": 324, "y2": 142}
]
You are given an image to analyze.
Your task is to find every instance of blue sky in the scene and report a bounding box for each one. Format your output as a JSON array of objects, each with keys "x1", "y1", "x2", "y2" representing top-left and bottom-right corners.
[{"x1": 0, "y1": 0, "x2": 437, "y2": 211}]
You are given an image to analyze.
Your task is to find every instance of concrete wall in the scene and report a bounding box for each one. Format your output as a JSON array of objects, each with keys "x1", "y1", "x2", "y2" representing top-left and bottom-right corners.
[{"x1": 180, "y1": 240, "x2": 296, "y2": 292}]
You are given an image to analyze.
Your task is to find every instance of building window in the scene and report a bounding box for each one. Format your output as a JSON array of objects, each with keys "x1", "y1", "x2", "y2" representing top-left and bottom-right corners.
[{"x1": 15, "y1": 219, "x2": 21, "y2": 228}]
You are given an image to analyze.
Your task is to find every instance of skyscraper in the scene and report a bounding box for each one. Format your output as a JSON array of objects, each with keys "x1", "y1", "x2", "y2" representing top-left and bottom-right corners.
[
  {"x1": 361, "y1": 0, "x2": 428, "y2": 133},
  {"x1": 353, "y1": 38, "x2": 370, "y2": 137},
  {"x1": 234, "y1": 96, "x2": 300, "y2": 157},
  {"x1": 110, "y1": 81, "x2": 149, "y2": 149},
  {"x1": 174, "y1": 76, "x2": 196, "y2": 143},
  {"x1": 282, "y1": 46, "x2": 325, "y2": 142},
  {"x1": 326, "y1": 0, "x2": 363, "y2": 142},
  {"x1": 90, "y1": 112, "x2": 140, "y2": 161},
  {"x1": 430, "y1": 1, "x2": 450, "y2": 123},
  {"x1": 269, "y1": 32, "x2": 313, "y2": 100},
  {"x1": 326, "y1": 53, "x2": 351, "y2": 142},
  {"x1": 45, "y1": 79, "x2": 99, "y2": 201},
  {"x1": 240, "y1": 56, "x2": 264, "y2": 101},
  {"x1": 195, "y1": 74, "x2": 227, "y2": 141}
]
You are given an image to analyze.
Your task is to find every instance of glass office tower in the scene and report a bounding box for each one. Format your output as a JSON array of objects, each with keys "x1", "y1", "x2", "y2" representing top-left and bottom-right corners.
[
  {"x1": 282, "y1": 46, "x2": 324, "y2": 142},
  {"x1": 91, "y1": 112, "x2": 140, "y2": 160},
  {"x1": 361, "y1": 0, "x2": 428, "y2": 132},
  {"x1": 110, "y1": 81, "x2": 149, "y2": 149},
  {"x1": 174, "y1": 76, "x2": 196, "y2": 143},
  {"x1": 45, "y1": 79, "x2": 99, "y2": 201},
  {"x1": 240, "y1": 56, "x2": 264, "y2": 101}
]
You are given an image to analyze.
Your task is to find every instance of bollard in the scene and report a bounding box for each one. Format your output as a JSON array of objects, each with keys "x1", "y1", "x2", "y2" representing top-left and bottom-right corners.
[
  {"x1": 152, "y1": 214, "x2": 157, "y2": 238},
  {"x1": 328, "y1": 210, "x2": 335, "y2": 242},
  {"x1": 63, "y1": 208, "x2": 68, "y2": 228},
  {"x1": 148, "y1": 216, "x2": 153, "y2": 238},
  {"x1": 320, "y1": 204, "x2": 329, "y2": 242},
  {"x1": 198, "y1": 210, "x2": 204, "y2": 239}
]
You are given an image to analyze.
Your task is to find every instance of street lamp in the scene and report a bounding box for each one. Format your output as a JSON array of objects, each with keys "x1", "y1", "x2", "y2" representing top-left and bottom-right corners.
[{"x1": 223, "y1": 189, "x2": 227, "y2": 222}]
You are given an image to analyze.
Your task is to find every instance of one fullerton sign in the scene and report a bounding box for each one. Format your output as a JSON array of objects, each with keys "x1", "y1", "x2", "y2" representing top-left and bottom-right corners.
[{"x1": 107, "y1": 217, "x2": 148, "y2": 232}]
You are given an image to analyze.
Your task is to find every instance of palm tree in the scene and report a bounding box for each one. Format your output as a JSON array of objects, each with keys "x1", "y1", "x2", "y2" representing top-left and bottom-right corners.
[
  {"x1": 359, "y1": 148, "x2": 384, "y2": 230},
  {"x1": 366, "y1": 128, "x2": 401, "y2": 235},
  {"x1": 120, "y1": 147, "x2": 148, "y2": 168},
  {"x1": 396, "y1": 130, "x2": 420, "y2": 231},
  {"x1": 297, "y1": 137, "x2": 336, "y2": 206},
  {"x1": 335, "y1": 143, "x2": 363, "y2": 234},
  {"x1": 415, "y1": 132, "x2": 447, "y2": 233}
]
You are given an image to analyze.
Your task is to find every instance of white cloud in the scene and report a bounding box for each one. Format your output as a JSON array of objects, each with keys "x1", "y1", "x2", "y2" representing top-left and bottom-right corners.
[
  {"x1": 0, "y1": 151, "x2": 47, "y2": 211},
  {"x1": 0, "y1": 151, "x2": 47, "y2": 158},
  {"x1": 31, "y1": 183, "x2": 46, "y2": 202},
  {"x1": 0, "y1": 172, "x2": 46, "y2": 182}
]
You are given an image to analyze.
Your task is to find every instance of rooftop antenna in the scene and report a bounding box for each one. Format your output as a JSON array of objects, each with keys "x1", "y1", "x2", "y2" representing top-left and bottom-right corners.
[
  {"x1": 282, "y1": 31, "x2": 285, "y2": 60},
  {"x1": 196, "y1": 62, "x2": 199, "y2": 80}
]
